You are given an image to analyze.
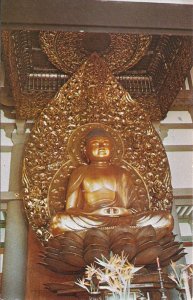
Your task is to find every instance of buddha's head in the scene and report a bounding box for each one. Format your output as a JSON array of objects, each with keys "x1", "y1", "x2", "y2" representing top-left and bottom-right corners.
[{"x1": 85, "y1": 129, "x2": 113, "y2": 162}]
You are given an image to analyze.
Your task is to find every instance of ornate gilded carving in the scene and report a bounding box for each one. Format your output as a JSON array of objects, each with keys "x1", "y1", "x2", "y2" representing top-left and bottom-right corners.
[
  {"x1": 2, "y1": 31, "x2": 192, "y2": 120},
  {"x1": 2, "y1": 31, "x2": 55, "y2": 119},
  {"x1": 23, "y1": 54, "x2": 173, "y2": 243},
  {"x1": 148, "y1": 36, "x2": 182, "y2": 93},
  {"x1": 157, "y1": 37, "x2": 193, "y2": 118},
  {"x1": 39, "y1": 32, "x2": 152, "y2": 74}
]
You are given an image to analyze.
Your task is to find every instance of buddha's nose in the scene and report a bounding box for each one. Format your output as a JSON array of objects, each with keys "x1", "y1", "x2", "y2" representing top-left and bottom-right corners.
[{"x1": 99, "y1": 143, "x2": 105, "y2": 148}]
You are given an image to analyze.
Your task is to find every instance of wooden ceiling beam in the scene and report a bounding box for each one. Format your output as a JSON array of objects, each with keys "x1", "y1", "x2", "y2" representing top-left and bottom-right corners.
[{"x1": 1, "y1": 0, "x2": 193, "y2": 35}]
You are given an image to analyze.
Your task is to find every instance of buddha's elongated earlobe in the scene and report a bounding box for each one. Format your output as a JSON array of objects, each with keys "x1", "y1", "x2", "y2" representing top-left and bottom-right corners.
[{"x1": 84, "y1": 147, "x2": 90, "y2": 164}]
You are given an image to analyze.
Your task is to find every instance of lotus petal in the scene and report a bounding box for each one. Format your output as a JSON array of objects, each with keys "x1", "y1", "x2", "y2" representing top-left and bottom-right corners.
[
  {"x1": 133, "y1": 245, "x2": 162, "y2": 265},
  {"x1": 136, "y1": 225, "x2": 156, "y2": 240},
  {"x1": 62, "y1": 231, "x2": 83, "y2": 244},
  {"x1": 61, "y1": 245, "x2": 83, "y2": 256},
  {"x1": 84, "y1": 248, "x2": 109, "y2": 264},
  {"x1": 111, "y1": 243, "x2": 137, "y2": 260},
  {"x1": 110, "y1": 232, "x2": 134, "y2": 245},
  {"x1": 110, "y1": 225, "x2": 135, "y2": 240},
  {"x1": 84, "y1": 236, "x2": 109, "y2": 248},
  {"x1": 47, "y1": 238, "x2": 61, "y2": 249},
  {"x1": 59, "y1": 237, "x2": 83, "y2": 249},
  {"x1": 59, "y1": 252, "x2": 85, "y2": 267},
  {"x1": 158, "y1": 234, "x2": 175, "y2": 245},
  {"x1": 43, "y1": 257, "x2": 81, "y2": 272},
  {"x1": 159, "y1": 245, "x2": 183, "y2": 261},
  {"x1": 138, "y1": 241, "x2": 158, "y2": 253},
  {"x1": 85, "y1": 228, "x2": 109, "y2": 241}
]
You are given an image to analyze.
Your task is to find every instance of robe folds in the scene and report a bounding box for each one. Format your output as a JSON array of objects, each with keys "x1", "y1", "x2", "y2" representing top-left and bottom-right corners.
[{"x1": 50, "y1": 165, "x2": 173, "y2": 239}]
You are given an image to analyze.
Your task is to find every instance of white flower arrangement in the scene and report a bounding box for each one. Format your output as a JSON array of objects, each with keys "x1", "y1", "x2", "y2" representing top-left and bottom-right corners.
[
  {"x1": 76, "y1": 252, "x2": 143, "y2": 300},
  {"x1": 168, "y1": 260, "x2": 193, "y2": 300}
]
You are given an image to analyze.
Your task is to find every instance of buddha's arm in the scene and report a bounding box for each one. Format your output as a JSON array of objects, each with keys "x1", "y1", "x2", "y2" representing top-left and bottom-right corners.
[
  {"x1": 66, "y1": 189, "x2": 79, "y2": 211},
  {"x1": 64, "y1": 166, "x2": 87, "y2": 214},
  {"x1": 65, "y1": 186, "x2": 87, "y2": 215}
]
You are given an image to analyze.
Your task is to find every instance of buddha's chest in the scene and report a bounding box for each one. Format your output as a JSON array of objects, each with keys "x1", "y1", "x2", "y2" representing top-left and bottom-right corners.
[{"x1": 82, "y1": 168, "x2": 117, "y2": 192}]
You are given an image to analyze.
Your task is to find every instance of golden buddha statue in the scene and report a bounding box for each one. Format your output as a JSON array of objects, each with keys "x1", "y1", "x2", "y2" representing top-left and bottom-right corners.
[{"x1": 50, "y1": 128, "x2": 173, "y2": 240}]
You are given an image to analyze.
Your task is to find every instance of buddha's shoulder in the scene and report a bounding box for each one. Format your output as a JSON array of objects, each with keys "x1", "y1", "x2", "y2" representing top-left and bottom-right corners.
[
  {"x1": 113, "y1": 164, "x2": 134, "y2": 176},
  {"x1": 70, "y1": 165, "x2": 88, "y2": 176},
  {"x1": 113, "y1": 164, "x2": 128, "y2": 172}
]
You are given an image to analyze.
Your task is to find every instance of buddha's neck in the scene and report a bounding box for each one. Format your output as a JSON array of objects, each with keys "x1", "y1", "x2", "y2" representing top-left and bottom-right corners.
[{"x1": 90, "y1": 161, "x2": 110, "y2": 167}]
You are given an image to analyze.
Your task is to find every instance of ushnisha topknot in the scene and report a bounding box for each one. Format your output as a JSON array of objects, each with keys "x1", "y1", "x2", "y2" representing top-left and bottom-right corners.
[{"x1": 86, "y1": 128, "x2": 112, "y2": 142}]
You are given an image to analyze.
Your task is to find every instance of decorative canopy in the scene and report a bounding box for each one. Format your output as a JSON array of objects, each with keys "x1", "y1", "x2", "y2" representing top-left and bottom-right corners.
[
  {"x1": 2, "y1": 31, "x2": 193, "y2": 120},
  {"x1": 39, "y1": 32, "x2": 151, "y2": 74}
]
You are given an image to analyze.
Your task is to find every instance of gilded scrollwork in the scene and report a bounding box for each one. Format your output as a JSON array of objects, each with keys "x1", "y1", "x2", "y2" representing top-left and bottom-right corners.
[
  {"x1": 2, "y1": 31, "x2": 192, "y2": 121},
  {"x1": 2, "y1": 31, "x2": 55, "y2": 119},
  {"x1": 157, "y1": 37, "x2": 193, "y2": 118},
  {"x1": 39, "y1": 31, "x2": 152, "y2": 75},
  {"x1": 23, "y1": 54, "x2": 173, "y2": 243}
]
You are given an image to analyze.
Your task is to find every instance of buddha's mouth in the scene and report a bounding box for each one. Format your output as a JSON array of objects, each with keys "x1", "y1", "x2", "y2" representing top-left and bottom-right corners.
[{"x1": 98, "y1": 149, "x2": 108, "y2": 156}]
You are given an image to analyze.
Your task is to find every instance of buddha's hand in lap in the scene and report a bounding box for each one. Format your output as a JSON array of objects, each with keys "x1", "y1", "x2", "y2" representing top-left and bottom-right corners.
[{"x1": 87, "y1": 207, "x2": 135, "y2": 217}]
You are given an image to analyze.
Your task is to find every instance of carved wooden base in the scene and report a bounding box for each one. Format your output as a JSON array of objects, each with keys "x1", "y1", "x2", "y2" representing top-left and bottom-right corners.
[
  {"x1": 25, "y1": 229, "x2": 81, "y2": 300},
  {"x1": 26, "y1": 228, "x2": 180, "y2": 300},
  {"x1": 45, "y1": 275, "x2": 176, "y2": 298}
]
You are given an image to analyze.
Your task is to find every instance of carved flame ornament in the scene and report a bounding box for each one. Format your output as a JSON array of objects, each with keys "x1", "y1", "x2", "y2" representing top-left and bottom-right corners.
[
  {"x1": 23, "y1": 54, "x2": 173, "y2": 243},
  {"x1": 39, "y1": 32, "x2": 152, "y2": 74}
]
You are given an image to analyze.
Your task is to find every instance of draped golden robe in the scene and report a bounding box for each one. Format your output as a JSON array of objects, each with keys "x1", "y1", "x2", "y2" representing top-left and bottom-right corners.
[{"x1": 50, "y1": 165, "x2": 173, "y2": 239}]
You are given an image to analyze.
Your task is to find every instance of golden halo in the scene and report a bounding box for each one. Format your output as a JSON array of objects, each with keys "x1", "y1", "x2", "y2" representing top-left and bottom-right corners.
[
  {"x1": 67, "y1": 123, "x2": 124, "y2": 165},
  {"x1": 39, "y1": 32, "x2": 152, "y2": 74}
]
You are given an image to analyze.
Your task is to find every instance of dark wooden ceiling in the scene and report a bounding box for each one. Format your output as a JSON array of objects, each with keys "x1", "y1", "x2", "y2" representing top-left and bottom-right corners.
[
  {"x1": 1, "y1": 1, "x2": 193, "y2": 121},
  {"x1": 2, "y1": 0, "x2": 193, "y2": 35}
]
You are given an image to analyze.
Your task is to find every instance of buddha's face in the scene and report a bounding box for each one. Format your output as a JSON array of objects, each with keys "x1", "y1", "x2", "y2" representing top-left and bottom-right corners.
[{"x1": 86, "y1": 135, "x2": 112, "y2": 162}]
